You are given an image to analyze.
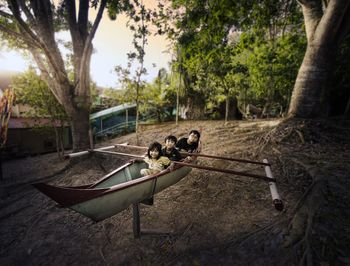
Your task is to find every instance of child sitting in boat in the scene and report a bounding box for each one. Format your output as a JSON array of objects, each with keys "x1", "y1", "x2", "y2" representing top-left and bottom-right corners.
[
  {"x1": 162, "y1": 135, "x2": 182, "y2": 161},
  {"x1": 140, "y1": 141, "x2": 171, "y2": 176},
  {"x1": 176, "y1": 130, "x2": 201, "y2": 153},
  {"x1": 175, "y1": 130, "x2": 201, "y2": 162}
]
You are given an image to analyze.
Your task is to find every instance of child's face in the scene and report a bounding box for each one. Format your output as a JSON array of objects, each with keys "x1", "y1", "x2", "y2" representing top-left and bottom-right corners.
[
  {"x1": 188, "y1": 133, "x2": 199, "y2": 144},
  {"x1": 150, "y1": 148, "x2": 160, "y2": 159},
  {"x1": 165, "y1": 139, "x2": 176, "y2": 149}
]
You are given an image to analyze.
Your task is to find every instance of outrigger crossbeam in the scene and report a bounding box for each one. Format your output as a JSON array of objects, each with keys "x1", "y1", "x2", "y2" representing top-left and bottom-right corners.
[
  {"x1": 65, "y1": 143, "x2": 283, "y2": 211},
  {"x1": 114, "y1": 143, "x2": 271, "y2": 166},
  {"x1": 84, "y1": 149, "x2": 276, "y2": 183}
]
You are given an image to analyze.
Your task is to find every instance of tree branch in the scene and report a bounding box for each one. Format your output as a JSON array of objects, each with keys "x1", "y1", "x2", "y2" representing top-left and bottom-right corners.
[
  {"x1": 0, "y1": 24, "x2": 38, "y2": 48},
  {"x1": 316, "y1": 0, "x2": 350, "y2": 45},
  {"x1": 30, "y1": 0, "x2": 55, "y2": 40},
  {"x1": 8, "y1": 0, "x2": 41, "y2": 45},
  {"x1": 65, "y1": 0, "x2": 78, "y2": 36},
  {"x1": 78, "y1": 0, "x2": 89, "y2": 39},
  {"x1": 299, "y1": 1, "x2": 323, "y2": 42},
  {"x1": 8, "y1": 0, "x2": 69, "y2": 87},
  {"x1": 65, "y1": 0, "x2": 83, "y2": 85},
  {"x1": 77, "y1": 0, "x2": 107, "y2": 95},
  {"x1": 30, "y1": 47, "x2": 62, "y2": 104},
  {"x1": 0, "y1": 9, "x2": 14, "y2": 19},
  {"x1": 7, "y1": 1, "x2": 57, "y2": 70},
  {"x1": 18, "y1": 0, "x2": 36, "y2": 25}
]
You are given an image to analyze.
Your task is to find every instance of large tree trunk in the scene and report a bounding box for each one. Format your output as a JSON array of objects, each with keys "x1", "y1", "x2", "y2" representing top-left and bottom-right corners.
[
  {"x1": 288, "y1": 1, "x2": 350, "y2": 118},
  {"x1": 288, "y1": 44, "x2": 334, "y2": 117},
  {"x1": 70, "y1": 107, "x2": 91, "y2": 151}
]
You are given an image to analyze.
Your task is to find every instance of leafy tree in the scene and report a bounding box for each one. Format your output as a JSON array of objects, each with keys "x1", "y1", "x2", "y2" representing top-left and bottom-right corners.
[
  {"x1": 11, "y1": 68, "x2": 68, "y2": 158},
  {"x1": 0, "y1": 0, "x2": 129, "y2": 151},
  {"x1": 142, "y1": 68, "x2": 173, "y2": 122},
  {"x1": 157, "y1": 0, "x2": 303, "y2": 119},
  {"x1": 235, "y1": 32, "x2": 305, "y2": 116},
  {"x1": 97, "y1": 87, "x2": 123, "y2": 109}
]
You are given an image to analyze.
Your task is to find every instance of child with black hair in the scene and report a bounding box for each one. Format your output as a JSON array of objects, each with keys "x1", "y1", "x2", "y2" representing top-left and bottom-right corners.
[
  {"x1": 176, "y1": 130, "x2": 201, "y2": 153},
  {"x1": 162, "y1": 135, "x2": 182, "y2": 161},
  {"x1": 140, "y1": 141, "x2": 171, "y2": 176}
]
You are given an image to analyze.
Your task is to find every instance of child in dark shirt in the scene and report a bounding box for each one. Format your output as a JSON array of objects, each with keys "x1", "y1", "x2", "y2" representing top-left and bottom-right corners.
[
  {"x1": 162, "y1": 135, "x2": 182, "y2": 161},
  {"x1": 176, "y1": 130, "x2": 201, "y2": 153}
]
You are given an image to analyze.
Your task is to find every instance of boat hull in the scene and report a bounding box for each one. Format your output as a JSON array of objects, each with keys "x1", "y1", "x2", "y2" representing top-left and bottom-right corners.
[{"x1": 33, "y1": 162, "x2": 191, "y2": 221}]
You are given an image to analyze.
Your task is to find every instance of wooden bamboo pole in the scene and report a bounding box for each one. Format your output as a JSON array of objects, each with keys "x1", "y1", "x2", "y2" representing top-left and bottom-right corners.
[
  {"x1": 180, "y1": 151, "x2": 270, "y2": 166},
  {"x1": 114, "y1": 143, "x2": 270, "y2": 166},
  {"x1": 92, "y1": 149, "x2": 144, "y2": 158},
  {"x1": 64, "y1": 145, "x2": 116, "y2": 159},
  {"x1": 66, "y1": 145, "x2": 274, "y2": 182},
  {"x1": 263, "y1": 159, "x2": 283, "y2": 211},
  {"x1": 86, "y1": 149, "x2": 275, "y2": 182},
  {"x1": 173, "y1": 161, "x2": 276, "y2": 183},
  {"x1": 64, "y1": 143, "x2": 126, "y2": 159}
]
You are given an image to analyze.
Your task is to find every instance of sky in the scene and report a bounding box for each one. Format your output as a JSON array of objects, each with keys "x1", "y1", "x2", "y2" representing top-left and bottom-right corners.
[{"x1": 0, "y1": 7, "x2": 172, "y2": 88}]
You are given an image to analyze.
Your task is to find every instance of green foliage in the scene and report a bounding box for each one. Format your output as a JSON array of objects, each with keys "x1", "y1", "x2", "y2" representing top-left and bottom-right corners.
[
  {"x1": 234, "y1": 32, "x2": 306, "y2": 112},
  {"x1": 11, "y1": 68, "x2": 69, "y2": 157},
  {"x1": 11, "y1": 68, "x2": 67, "y2": 122},
  {"x1": 155, "y1": 0, "x2": 305, "y2": 117},
  {"x1": 97, "y1": 88, "x2": 123, "y2": 108}
]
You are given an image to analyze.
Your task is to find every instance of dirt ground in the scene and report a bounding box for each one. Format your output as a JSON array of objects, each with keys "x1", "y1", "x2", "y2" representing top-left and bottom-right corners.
[{"x1": 1, "y1": 119, "x2": 349, "y2": 265}]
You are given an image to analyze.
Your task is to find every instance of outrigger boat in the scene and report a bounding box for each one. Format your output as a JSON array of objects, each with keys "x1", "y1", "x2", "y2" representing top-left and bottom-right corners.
[
  {"x1": 33, "y1": 160, "x2": 192, "y2": 222},
  {"x1": 33, "y1": 144, "x2": 283, "y2": 223}
]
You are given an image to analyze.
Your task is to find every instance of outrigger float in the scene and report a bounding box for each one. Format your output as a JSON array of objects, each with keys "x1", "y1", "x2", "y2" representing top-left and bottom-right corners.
[{"x1": 33, "y1": 143, "x2": 283, "y2": 236}]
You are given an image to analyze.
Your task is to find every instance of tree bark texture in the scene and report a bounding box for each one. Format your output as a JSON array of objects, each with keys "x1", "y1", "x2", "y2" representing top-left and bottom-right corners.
[
  {"x1": 288, "y1": 0, "x2": 350, "y2": 118},
  {"x1": 70, "y1": 107, "x2": 91, "y2": 152},
  {"x1": 288, "y1": 44, "x2": 334, "y2": 117},
  {"x1": 225, "y1": 95, "x2": 229, "y2": 122}
]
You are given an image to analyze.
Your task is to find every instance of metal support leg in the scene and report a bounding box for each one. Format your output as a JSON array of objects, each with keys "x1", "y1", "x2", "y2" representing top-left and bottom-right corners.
[{"x1": 132, "y1": 203, "x2": 141, "y2": 238}]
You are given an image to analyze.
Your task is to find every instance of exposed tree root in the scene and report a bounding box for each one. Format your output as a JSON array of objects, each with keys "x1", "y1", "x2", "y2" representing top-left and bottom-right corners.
[{"x1": 256, "y1": 118, "x2": 350, "y2": 265}]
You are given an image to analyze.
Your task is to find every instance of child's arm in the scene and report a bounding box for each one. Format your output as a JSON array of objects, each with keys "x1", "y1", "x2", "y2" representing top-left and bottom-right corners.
[{"x1": 168, "y1": 162, "x2": 175, "y2": 171}]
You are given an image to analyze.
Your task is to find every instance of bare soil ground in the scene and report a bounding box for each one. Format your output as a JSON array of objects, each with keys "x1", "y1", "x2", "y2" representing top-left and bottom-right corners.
[{"x1": 1, "y1": 119, "x2": 349, "y2": 265}]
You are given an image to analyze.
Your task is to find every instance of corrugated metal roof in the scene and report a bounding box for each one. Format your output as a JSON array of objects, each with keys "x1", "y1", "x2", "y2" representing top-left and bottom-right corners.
[{"x1": 89, "y1": 103, "x2": 136, "y2": 120}]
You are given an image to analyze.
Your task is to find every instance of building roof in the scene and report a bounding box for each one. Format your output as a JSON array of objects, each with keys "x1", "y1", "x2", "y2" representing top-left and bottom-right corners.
[
  {"x1": 8, "y1": 117, "x2": 67, "y2": 129},
  {"x1": 89, "y1": 103, "x2": 136, "y2": 120}
]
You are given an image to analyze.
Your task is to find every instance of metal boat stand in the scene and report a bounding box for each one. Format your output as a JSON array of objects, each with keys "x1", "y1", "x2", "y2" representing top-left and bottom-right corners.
[
  {"x1": 132, "y1": 203, "x2": 141, "y2": 238},
  {"x1": 132, "y1": 197, "x2": 155, "y2": 239},
  {"x1": 132, "y1": 198, "x2": 173, "y2": 239}
]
